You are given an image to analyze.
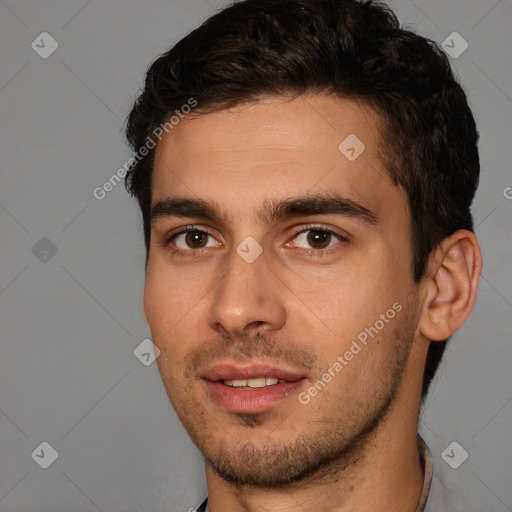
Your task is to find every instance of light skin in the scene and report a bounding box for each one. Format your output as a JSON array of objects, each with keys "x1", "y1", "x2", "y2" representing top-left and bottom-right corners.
[{"x1": 143, "y1": 95, "x2": 482, "y2": 512}]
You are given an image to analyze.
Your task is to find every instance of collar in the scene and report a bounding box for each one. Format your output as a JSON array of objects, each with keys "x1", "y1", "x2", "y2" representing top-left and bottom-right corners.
[{"x1": 415, "y1": 435, "x2": 433, "y2": 512}]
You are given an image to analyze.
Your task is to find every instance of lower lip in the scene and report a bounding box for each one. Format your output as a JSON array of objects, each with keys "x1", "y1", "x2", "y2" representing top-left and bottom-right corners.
[{"x1": 203, "y1": 379, "x2": 305, "y2": 414}]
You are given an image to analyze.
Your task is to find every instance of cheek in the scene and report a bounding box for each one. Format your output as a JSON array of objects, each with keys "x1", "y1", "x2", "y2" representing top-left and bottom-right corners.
[
  {"x1": 144, "y1": 264, "x2": 216, "y2": 372},
  {"x1": 298, "y1": 265, "x2": 383, "y2": 322},
  {"x1": 144, "y1": 260, "x2": 204, "y2": 329},
  {"x1": 294, "y1": 261, "x2": 408, "y2": 357},
  {"x1": 143, "y1": 275, "x2": 174, "y2": 334}
]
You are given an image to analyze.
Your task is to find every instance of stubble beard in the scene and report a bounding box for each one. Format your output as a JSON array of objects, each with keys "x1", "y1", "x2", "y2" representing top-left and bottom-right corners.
[{"x1": 162, "y1": 301, "x2": 418, "y2": 489}]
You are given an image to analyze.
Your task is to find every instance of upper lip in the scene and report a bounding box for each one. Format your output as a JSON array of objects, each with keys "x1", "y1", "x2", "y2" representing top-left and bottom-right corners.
[{"x1": 201, "y1": 362, "x2": 307, "y2": 382}]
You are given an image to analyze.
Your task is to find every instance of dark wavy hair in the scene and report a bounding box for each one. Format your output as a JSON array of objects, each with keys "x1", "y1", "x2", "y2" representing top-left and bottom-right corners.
[{"x1": 125, "y1": 0, "x2": 480, "y2": 399}]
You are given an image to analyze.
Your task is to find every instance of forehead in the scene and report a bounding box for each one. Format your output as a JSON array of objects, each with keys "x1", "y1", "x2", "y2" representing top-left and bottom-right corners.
[{"x1": 151, "y1": 95, "x2": 406, "y2": 222}]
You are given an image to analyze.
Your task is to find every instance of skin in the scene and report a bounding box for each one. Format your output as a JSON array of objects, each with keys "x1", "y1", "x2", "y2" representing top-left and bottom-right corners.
[{"x1": 143, "y1": 95, "x2": 482, "y2": 512}]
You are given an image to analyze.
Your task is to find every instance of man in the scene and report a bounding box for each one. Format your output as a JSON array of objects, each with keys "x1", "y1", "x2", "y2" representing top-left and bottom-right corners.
[{"x1": 124, "y1": 0, "x2": 482, "y2": 510}]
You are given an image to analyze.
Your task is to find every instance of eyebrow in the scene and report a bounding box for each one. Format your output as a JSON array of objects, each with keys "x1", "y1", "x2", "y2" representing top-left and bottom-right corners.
[{"x1": 150, "y1": 194, "x2": 379, "y2": 227}]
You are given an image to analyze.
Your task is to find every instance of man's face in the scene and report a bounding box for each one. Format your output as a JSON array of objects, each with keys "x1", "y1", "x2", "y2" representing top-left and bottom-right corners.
[{"x1": 145, "y1": 95, "x2": 422, "y2": 486}]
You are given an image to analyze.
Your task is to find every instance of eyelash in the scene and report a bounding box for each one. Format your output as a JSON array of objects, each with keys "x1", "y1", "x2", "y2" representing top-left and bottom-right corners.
[
  {"x1": 163, "y1": 224, "x2": 348, "y2": 256},
  {"x1": 290, "y1": 225, "x2": 348, "y2": 250},
  {"x1": 163, "y1": 225, "x2": 218, "y2": 257}
]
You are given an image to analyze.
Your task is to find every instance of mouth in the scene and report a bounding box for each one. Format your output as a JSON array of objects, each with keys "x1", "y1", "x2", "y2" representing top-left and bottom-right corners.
[
  {"x1": 222, "y1": 377, "x2": 286, "y2": 389},
  {"x1": 200, "y1": 363, "x2": 307, "y2": 414}
]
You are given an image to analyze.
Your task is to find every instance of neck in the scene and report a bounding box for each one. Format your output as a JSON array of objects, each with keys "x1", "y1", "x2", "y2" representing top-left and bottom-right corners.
[{"x1": 205, "y1": 394, "x2": 425, "y2": 512}]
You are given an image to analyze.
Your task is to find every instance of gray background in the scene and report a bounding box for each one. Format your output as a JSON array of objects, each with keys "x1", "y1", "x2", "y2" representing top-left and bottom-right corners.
[{"x1": 0, "y1": 0, "x2": 511, "y2": 511}]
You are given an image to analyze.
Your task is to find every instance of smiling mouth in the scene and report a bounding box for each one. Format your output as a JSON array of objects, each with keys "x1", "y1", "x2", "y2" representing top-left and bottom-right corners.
[
  {"x1": 202, "y1": 368, "x2": 307, "y2": 413},
  {"x1": 222, "y1": 377, "x2": 292, "y2": 389}
]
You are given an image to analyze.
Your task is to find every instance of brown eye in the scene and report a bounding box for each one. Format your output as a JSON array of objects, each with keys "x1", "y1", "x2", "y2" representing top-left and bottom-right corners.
[
  {"x1": 306, "y1": 230, "x2": 332, "y2": 249},
  {"x1": 185, "y1": 231, "x2": 208, "y2": 248},
  {"x1": 290, "y1": 228, "x2": 344, "y2": 251},
  {"x1": 171, "y1": 230, "x2": 217, "y2": 250}
]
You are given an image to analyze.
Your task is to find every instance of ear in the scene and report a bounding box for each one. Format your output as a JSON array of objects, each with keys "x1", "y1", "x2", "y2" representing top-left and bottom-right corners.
[{"x1": 418, "y1": 230, "x2": 482, "y2": 341}]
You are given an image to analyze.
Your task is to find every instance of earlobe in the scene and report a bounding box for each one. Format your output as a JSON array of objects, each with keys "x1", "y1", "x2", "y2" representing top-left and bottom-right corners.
[{"x1": 419, "y1": 230, "x2": 482, "y2": 341}]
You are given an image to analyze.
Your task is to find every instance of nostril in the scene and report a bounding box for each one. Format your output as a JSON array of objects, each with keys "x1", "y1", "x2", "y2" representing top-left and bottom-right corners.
[{"x1": 247, "y1": 320, "x2": 267, "y2": 330}]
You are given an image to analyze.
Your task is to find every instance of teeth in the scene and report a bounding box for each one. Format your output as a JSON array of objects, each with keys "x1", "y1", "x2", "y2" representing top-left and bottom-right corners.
[
  {"x1": 247, "y1": 377, "x2": 266, "y2": 388},
  {"x1": 223, "y1": 377, "x2": 280, "y2": 388}
]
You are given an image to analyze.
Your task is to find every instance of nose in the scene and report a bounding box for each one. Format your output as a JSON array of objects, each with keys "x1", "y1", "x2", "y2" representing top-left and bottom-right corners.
[{"x1": 207, "y1": 248, "x2": 287, "y2": 337}]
